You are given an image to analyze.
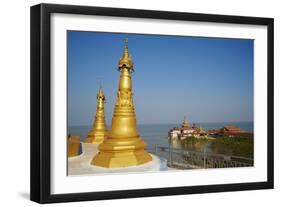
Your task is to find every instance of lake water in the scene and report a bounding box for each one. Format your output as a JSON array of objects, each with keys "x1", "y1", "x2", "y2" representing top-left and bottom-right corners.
[{"x1": 68, "y1": 122, "x2": 253, "y2": 154}]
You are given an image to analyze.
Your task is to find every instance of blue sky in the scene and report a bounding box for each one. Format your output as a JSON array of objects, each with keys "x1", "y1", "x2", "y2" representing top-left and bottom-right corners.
[{"x1": 67, "y1": 31, "x2": 253, "y2": 126}]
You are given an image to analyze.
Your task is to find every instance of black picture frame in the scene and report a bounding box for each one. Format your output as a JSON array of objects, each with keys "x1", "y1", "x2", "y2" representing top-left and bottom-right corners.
[{"x1": 30, "y1": 3, "x2": 274, "y2": 204}]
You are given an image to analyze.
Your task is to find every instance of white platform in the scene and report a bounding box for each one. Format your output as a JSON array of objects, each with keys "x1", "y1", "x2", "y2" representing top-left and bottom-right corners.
[{"x1": 68, "y1": 143, "x2": 166, "y2": 176}]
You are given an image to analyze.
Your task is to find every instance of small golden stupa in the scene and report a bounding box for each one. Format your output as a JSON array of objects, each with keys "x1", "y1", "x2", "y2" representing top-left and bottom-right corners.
[
  {"x1": 91, "y1": 37, "x2": 152, "y2": 168},
  {"x1": 84, "y1": 84, "x2": 107, "y2": 144}
]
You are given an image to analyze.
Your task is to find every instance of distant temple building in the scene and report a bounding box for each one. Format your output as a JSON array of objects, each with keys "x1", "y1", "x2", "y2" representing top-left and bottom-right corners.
[
  {"x1": 208, "y1": 125, "x2": 253, "y2": 138},
  {"x1": 168, "y1": 117, "x2": 206, "y2": 140}
]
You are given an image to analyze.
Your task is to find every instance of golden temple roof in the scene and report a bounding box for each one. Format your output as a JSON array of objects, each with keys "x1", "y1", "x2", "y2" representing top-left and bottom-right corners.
[{"x1": 182, "y1": 116, "x2": 189, "y2": 128}]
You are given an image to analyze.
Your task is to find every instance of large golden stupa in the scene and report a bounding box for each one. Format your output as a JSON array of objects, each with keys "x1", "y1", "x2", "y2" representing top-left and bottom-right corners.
[
  {"x1": 84, "y1": 84, "x2": 107, "y2": 144},
  {"x1": 91, "y1": 37, "x2": 152, "y2": 168}
]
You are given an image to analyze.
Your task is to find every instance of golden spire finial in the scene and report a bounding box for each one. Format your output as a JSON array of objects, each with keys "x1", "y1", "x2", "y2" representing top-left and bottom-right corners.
[
  {"x1": 97, "y1": 82, "x2": 105, "y2": 101},
  {"x1": 125, "y1": 35, "x2": 128, "y2": 49},
  {"x1": 118, "y1": 35, "x2": 134, "y2": 72},
  {"x1": 99, "y1": 80, "x2": 102, "y2": 90}
]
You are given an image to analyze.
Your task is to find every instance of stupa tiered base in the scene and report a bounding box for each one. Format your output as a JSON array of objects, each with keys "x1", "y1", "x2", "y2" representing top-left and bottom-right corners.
[
  {"x1": 91, "y1": 136, "x2": 152, "y2": 168},
  {"x1": 68, "y1": 143, "x2": 163, "y2": 175}
]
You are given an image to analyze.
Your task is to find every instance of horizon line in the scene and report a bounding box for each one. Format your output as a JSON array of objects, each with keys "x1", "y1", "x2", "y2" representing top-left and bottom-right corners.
[{"x1": 68, "y1": 120, "x2": 254, "y2": 127}]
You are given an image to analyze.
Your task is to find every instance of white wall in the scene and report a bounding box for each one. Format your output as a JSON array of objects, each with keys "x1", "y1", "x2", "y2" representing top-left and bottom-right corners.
[{"x1": 0, "y1": 0, "x2": 280, "y2": 206}]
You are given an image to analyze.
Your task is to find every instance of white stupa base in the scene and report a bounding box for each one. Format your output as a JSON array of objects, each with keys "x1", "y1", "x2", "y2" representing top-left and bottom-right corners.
[{"x1": 68, "y1": 143, "x2": 166, "y2": 176}]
